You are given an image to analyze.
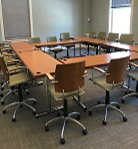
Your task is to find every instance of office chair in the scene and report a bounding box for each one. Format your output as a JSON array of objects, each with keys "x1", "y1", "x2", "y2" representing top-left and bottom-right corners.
[
  {"x1": 119, "y1": 34, "x2": 134, "y2": 45},
  {"x1": 89, "y1": 31, "x2": 97, "y2": 38},
  {"x1": 98, "y1": 32, "x2": 106, "y2": 40},
  {"x1": 82, "y1": 31, "x2": 97, "y2": 56},
  {"x1": 101, "y1": 33, "x2": 119, "y2": 53},
  {"x1": 88, "y1": 55, "x2": 130, "y2": 125},
  {"x1": 45, "y1": 61, "x2": 87, "y2": 144},
  {"x1": 0, "y1": 55, "x2": 36, "y2": 122},
  {"x1": 46, "y1": 36, "x2": 63, "y2": 59},
  {"x1": 28, "y1": 37, "x2": 41, "y2": 44},
  {"x1": 122, "y1": 62, "x2": 138, "y2": 103},
  {"x1": 60, "y1": 32, "x2": 75, "y2": 57}
]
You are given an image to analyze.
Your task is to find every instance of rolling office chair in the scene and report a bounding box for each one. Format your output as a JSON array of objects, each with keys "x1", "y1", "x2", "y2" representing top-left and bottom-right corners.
[
  {"x1": 101, "y1": 33, "x2": 119, "y2": 53},
  {"x1": 45, "y1": 61, "x2": 87, "y2": 144},
  {"x1": 88, "y1": 55, "x2": 130, "y2": 125},
  {"x1": 28, "y1": 37, "x2": 41, "y2": 44},
  {"x1": 82, "y1": 31, "x2": 97, "y2": 56},
  {"x1": 119, "y1": 34, "x2": 134, "y2": 45},
  {"x1": 60, "y1": 32, "x2": 75, "y2": 58},
  {"x1": 46, "y1": 36, "x2": 63, "y2": 59},
  {"x1": 122, "y1": 62, "x2": 138, "y2": 103},
  {"x1": 0, "y1": 55, "x2": 36, "y2": 122},
  {"x1": 98, "y1": 32, "x2": 106, "y2": 40}
]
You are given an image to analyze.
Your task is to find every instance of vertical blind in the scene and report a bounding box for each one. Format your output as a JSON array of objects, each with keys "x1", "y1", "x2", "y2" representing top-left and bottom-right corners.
[
  {"x1": 112, "y1": 0, "x2": 131, "y2": 8},
  {"x1": 1, "y1": 0, "x2": 30, "y2": 39}
]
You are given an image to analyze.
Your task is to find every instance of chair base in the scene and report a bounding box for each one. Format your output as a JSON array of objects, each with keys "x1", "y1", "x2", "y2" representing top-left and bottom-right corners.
[
  {"x1": 122, "y1": 92, "x2": 138, "y2": 103},
  {"x1": 3, "y1": 98, "x2": 36, "y2": 122},
  {"x1": 45, "y1": 112, "x2": 87, "y2": 144},
  {"x1": 88, "y1": 101, "x2": 127, "y2": 125}
]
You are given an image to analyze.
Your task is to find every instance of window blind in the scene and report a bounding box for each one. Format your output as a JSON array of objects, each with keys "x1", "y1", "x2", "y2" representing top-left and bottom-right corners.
[
  {"x1": 1, "y1": 0, "x2": 30, "y2": 39},
  {"x1": 112, "y1": 0, "x2": 131, "y2": 8}
]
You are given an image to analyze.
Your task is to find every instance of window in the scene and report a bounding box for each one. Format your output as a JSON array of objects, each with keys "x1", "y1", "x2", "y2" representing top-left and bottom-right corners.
[{"x1": 1, "y1": 0, "x2": 31, "y2": 40}]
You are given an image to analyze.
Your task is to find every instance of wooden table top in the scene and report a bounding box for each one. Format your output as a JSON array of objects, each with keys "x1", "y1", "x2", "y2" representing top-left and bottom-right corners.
[
  {"x1": 10, "y1": 42, "x2": 38, "y2": 54},
  {"x1": 17, "y1": 50, "x2": 61, "y2": 78},
  {"x1": 60, "y1": 51, "x2": 138, "y2": 68}
]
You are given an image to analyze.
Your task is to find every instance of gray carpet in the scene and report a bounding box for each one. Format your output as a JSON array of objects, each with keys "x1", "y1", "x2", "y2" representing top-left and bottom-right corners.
[{"x1": 1, "y1": 47, "x2": 138, "y2": 149}]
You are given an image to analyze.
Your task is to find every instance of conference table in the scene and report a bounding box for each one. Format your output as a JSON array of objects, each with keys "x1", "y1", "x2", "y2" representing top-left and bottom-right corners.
[{"x1": 10, "y1": 40, "x2": 138, "y2": 117}]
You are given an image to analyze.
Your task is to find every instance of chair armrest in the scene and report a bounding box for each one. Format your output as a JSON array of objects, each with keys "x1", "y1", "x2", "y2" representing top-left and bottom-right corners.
[
  {"x1": 93, "y1": 67, "x2": 106, "y2": 74},
  {"x1": 128, "y1": 62, "x2": 138, "y2": 68},
  {"x1": 45, "y1": 73, "x2": 59, "y2": 84}
]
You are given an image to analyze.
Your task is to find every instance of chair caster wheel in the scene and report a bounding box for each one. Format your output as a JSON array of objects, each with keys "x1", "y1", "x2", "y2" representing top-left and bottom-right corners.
[
  {"x1": 83, "y1": 107, "x2": 87, "y2": 112},
  {"x1": 123, "y1": 117, "x2": 127, "y2": 122},
  {"x1": 83, "y1": 129, "x2": 87, "y2": 135},
  {"x1": 1, "y1": 82, "x2": 3, "y2": 86},
  {"x1": 3, "y1": 109, "x2": 6, "y2": 114},
  {"x1": 60, "y1": 138, "x2": 65, "y2": 145},
  {"x1": 20, "y1": 105, "x2": 23, "y2": 108},
  {"x1": 36, "y1": 115, "x2": 39, "y2": 119},
  {"x1": 0, "y1": 93, "x2": 4, "y2": 98},
  {"x1": 1, "y1": 100, "x2": 4, "y2": 105},
  {"x1": 12, "y1": 117, "x2": 16, "y2": 122},
  {"x1": 116, "y1": 104, "x2": 120, "y2": 109},
  {"x1": 26, "y1": 92, "x2": 30, "y2": 95},
  {"x1": 88, "y1": 110, "x2": 92, "y2": 116},
  {"x1": 77, "y1": 115, "x2": 80, "y2": 120},
  {"x1": 1, "y1": 87, "x2": 4, "y2": 91},
  {"x1": 102, "y1": 120, "x2": 107, "y2": 125},
  {"x1": 12, "y1": 92, "x2": 15, "y2": 95},
  {"x1": 57, "y1": 112, "x2": 61, "y2": 117},
  {"x1": 97, "y1": 101, "x2": 101, "y2": 104},
  {"x1": 33, "y1": 101, "x2": 36, "y2": 105},
  {"x1": 121, "y1": 99, "x2": 125, "y2": 103},
  {"x1": 33, "y1": 111, "x2": 36, "y2": 115},
  {"x1": 45, "y1": 126, "x2": 49, "y2": 132}
]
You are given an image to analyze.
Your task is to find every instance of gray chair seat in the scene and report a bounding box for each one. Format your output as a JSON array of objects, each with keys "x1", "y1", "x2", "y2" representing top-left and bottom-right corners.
[
  {"x1": 9, "y1": 72, "x2": 31, "y2": 87},
  {"x1": 48, "y1": 84, "x2": 84, "y2": 101},
  {"x1": 93, "y1": 75, "x2": 124, "y2": 91},
  {"x1": 127, "y1": 70, "x2": 138, "y2": 81}
]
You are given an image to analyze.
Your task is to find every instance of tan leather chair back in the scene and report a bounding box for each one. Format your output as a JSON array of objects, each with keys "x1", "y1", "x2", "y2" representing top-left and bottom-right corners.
[
  {"x1": 106, "y1": 56, "x2": 130, "y2": 84},
  {"x1": 120, "y1": 34, "x2": 134, "y2": 45},
  {"x1": 28, "y1": 37, "x2": 41, "y2": 43},
  {"x1": 60, "y1": 32, "x2": 70, "y2": 41},
  {"x1": 108, "y1": 33, "x2": 119, "y2": 42},
  {"x1": 98, "y1": 32, "x2": 106, "y2": 39},
  {"x1": 89, "y1": 31, "x2": 96, "y2": 38},
  {"x1": 0, "y1": 55, "x2": 9, "y2": 81},
  {"x1": 47, "y1": 36, "x2": 57, "y2": 42},
  {"x1": 55, "y1": 61, "x2": 85, "y2": 93}
]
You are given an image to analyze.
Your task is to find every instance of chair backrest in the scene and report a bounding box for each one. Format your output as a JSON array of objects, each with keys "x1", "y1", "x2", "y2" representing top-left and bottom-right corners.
[
  {"x1": 98, "y1": 32, "x2": 106, "y2": 39},
  {"x1": 60, "y1": 32, "x2": 70, "y2": 41},
  {"x1": 47, "y1": 36, "x2": 57, "y2": 42},
  {"x1": 107, "y1": 33, "x2": 119, "y2": 42},
  {"x1": 55, "y1": 61, "x2": 85, "y2": 93},
  {"x1": 89, "y1": 31, "x2": 97, "y2": 38},
  {"x1": 106, "y1": 56, "x2": 130, "y2": 84},
  {"x1": 28, "y1": 37, "x2": 41, "y2": 43},
  {"x1": 120, "y1": 34, "x2": 134, "y2": 44},
  {"x1": 0, "y1": 55, "x2": 9, "y2": 81}
]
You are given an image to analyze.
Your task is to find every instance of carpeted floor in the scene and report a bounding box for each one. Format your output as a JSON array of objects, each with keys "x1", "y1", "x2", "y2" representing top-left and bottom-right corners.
[{"x1": 0, "y1": 47, "x2": 138, "y2": 149}]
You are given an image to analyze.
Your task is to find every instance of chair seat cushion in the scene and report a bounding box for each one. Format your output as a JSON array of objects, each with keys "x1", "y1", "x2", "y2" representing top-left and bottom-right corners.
[
  {"x1": 48, "y1": 84, "x2": 85, "y2": 101},
  {"x1": 93, "y1": 75, "x2": 123, "y2": 91},
  {"x1": 9, "y1": 72, "x2": 31, "y2": 87},
  {"x1": 127, "y1": 70, "x2": 138, "y2": 81}
]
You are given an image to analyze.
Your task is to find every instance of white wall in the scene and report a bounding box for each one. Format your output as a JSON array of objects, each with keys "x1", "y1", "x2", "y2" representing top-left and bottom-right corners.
[
  {"x1": 31, "y1": 0, "x2": 84, "y2": 42},
  {"x1": 91, "y1": 0, "x2": 110, "y2": 34},
  {"x1": 132, "y1": 0, "x2": 138, "y2": 41}
]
